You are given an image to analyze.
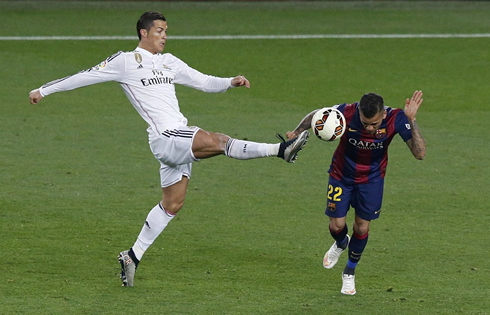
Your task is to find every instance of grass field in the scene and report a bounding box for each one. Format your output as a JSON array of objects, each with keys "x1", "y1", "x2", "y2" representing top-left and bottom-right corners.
[{"x1": 1, "y1": 1, "x2": 489, "y2": 314}]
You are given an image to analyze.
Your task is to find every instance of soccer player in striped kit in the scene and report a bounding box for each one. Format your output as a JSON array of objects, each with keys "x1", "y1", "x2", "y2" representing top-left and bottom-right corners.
[
  {"x1": 286, "y1": 91, "x2": 425, "y2": 295},
  {"x1": 29, "y1": 11, "x2": 309, "y2": 287}
]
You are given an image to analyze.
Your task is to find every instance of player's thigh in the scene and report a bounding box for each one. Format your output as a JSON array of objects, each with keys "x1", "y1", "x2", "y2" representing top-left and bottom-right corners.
[
  {"x1": 159, "y1": 161, "x2": 192, "y2": 188},
  {"x1": 352, "y1": 180, "x2": 384, "y2": 221},
  {"x1": 192, "y1": 129, "x2": 230, "y2": 159},
  {"x1": 325, "y1": 176, "x2": 352, "y2": 219}
]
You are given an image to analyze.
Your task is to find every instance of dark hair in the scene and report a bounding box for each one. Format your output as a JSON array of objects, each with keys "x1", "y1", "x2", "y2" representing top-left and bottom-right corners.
[
  {"x1": 137, "y1": 11, "x2": 166, "y2": 40},
  {"x1": 359, "y1": 93, "x2": 384, "y2": 118}
]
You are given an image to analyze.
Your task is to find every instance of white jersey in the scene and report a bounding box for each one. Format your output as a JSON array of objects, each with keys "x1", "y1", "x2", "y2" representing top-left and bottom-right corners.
[{"x1": 39, "y1": 47, "x2": 234, "y2": 140}]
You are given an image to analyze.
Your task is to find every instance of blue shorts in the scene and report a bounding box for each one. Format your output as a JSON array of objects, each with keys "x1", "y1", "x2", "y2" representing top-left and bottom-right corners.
[{"x1": 325, "y1": 176, "x2": 384, "y2": 221}]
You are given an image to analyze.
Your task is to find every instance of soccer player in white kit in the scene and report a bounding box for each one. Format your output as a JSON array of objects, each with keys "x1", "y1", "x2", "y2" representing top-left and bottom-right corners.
[{"x1": 29, "y1": 11, "x2": 309, "y2": 287}]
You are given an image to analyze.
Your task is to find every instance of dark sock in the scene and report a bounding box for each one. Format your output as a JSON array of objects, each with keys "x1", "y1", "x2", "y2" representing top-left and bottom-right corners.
[
  {"x1": 277, "y1": 143, "x2": 285, "y2": 158},
  {"x1": 330, "y1": 224, "x2": 348, "y2": 250},
  {"x1": 345, "y1": 231, "x2": 369, "y2": 273},
  {"x1": 128, "y1": 248, "x2": 140, "y2": 267},
  {"x1": 343, "y1": 260, "x2": 358, "y2": 275},
  {"x1": 343, "y1": 266, "x2": 355, "y2": 275},
  {"x1": 277, "y1": 139, "x2": 294, "y2": 158},
  {"x1": 276, "y1": 133, "x2": 295, "y2": 158}
]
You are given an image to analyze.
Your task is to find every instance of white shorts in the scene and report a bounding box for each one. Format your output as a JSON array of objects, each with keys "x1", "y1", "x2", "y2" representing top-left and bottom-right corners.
[{"x1": 149, "y1": 126, "x2": 200, "y2": 188}]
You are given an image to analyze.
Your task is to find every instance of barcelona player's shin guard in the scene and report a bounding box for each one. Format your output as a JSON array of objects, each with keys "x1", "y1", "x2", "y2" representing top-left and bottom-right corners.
[{"x1": 344, "y1": 231, "x2": 369, "y2": 274}]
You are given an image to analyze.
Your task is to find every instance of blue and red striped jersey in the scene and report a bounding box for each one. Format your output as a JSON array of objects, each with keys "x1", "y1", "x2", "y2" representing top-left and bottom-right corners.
[{"x1": 329, "y1": 102, "x2": 413, "y2": 184}]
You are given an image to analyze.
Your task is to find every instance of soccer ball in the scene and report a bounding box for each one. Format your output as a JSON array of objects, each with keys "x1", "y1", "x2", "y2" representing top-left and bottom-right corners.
[{"x1": 311, "y1": 107, "x2": 346, "y2": 141}]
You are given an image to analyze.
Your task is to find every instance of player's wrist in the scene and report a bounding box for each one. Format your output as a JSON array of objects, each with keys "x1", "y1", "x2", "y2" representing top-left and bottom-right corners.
[
  {"x1": 293, "y1": 129, "x2": 302, "y2": 137},
  {"x1": 38, "y1": 87, "x2": 46, "y2": 97}
]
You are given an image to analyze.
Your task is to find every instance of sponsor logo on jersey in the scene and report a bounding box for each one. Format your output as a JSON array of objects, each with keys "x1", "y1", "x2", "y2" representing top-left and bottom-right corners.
[
  {"x1": 348, "y1": 138, "x2": 384, "y2": 150},
  {"x1": 141, "y1": 76, "x2": 174, "y2": 86},
  {"x1": 375, "y1": 128, "x2": 386, "y2": 139},
  {"x1": 152, "y1": 70, "x2": 169, "y2": 76},
  {"x1": 348, "y1": 128, "x2": 358, "y2": 132}
]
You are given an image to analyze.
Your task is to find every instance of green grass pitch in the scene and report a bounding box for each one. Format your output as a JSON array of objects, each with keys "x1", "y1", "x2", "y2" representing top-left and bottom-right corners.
[{"x1": 1, "y1": 1, "x2": 489, "y2": 314}]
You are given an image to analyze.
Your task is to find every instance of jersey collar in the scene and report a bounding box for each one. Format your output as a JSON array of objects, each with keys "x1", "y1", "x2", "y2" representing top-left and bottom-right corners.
[{"x1": 135, "y1": 47, "x2": 159, "y2": 57}]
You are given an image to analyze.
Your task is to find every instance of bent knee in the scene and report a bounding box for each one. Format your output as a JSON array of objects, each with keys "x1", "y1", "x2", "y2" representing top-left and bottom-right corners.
[
  {"x1": 353, "y1": 224, "x2": 369, "y2": 235},
  {"x1": 329, "y1": 218, "x2": 346, "y2": 232},
  {"x1": 193, "y1": 130, "x2": 230, "y2": 157},
  {"x1": 161, "y1": 200, "x2": 184, "y2": 214},
  {"x1": 210, "y1": 132, "x2": 230, "y2": 151}
]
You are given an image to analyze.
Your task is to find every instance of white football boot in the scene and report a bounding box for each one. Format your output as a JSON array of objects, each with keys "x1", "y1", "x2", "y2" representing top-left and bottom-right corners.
[
  {"x1": 323, "y1": 235, "x2": 350, "y2": 269},
  {"x1": 341, "y1": 273, "x2": 356, "y2": 295}
]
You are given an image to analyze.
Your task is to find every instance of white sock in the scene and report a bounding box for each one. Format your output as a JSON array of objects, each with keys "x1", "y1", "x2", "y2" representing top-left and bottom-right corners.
[
  {"x1": 132, "y1": 203, "x2": 175, "y2": 261},
  {"x1": 225, "y1": 138, "x2": 279, "y2": 160}
]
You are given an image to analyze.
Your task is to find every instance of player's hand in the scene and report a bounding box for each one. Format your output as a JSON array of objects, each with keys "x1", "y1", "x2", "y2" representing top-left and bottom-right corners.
[
  {"x1": 404, "y1": 90, "x2": 423, "y2": 121},
  {"x1": 29, "y1": 89, "x2": 43, "y2": 104},
  {"x1": 286, "y1": 131, "x2": 299, "y2": 140},
  {"x1": 231, "y1": 75, "x2": 250, "y2": 88}
]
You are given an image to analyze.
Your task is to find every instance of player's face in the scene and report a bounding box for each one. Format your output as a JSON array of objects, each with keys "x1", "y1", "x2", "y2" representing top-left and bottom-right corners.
[
  {"x1": 140, "y1": 20, "x2": 168, "y2": 54},
  {"x1": 360, "y1": 110, "x2": 386, "y2": 134}
]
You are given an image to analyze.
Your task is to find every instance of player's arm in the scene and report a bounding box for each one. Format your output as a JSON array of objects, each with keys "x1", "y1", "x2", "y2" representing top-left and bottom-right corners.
[
  {"x1": 173, "y1": 56, "x2": 240, "y2": 92},
  {"x1": 29, "y1": 52, "x2": 125, "y2": 105},
  {"x1": 286, "y1": 109, "x2": 318, "y2": 140},
  {"x1": 406, "y1": 120, "x2": 426, "y2": 160},
  {"x1": 404, "y1": 90, "x2": 426, "y2": 160}
]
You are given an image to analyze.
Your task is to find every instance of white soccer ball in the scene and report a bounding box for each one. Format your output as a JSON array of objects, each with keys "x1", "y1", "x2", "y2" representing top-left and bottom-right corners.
[{"x1": 311, "y1": 107, "x2": 346, "y2": 141}]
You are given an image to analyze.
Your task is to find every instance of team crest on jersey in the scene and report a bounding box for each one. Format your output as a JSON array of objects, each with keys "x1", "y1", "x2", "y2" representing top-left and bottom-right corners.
[
  {"x1": 327, "y1": 202, "x2": 336, "y2": 212},
  {"x1": 375, "y1": 128, "x2": 386, "y2": 139},
  {"x1": 163, "y1": 64, "x2": 171, "y2": 70},
  {"x1": 134, "y1": 53, "x2": 143, "y2": 64}
]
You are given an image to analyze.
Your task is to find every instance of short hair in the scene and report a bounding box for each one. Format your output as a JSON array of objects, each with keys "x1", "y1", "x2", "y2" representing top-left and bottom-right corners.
[
  {"x1": 359, "y1": 93, "x2": 384, "y2": 118},
  {"x1": 137, "y1": 11, "x2": 166, "y2": 40}
]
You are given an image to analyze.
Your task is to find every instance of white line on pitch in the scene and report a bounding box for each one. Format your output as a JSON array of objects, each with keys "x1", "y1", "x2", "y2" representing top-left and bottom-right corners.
[{"x1": 1, "y1": 34, "x2": 490, "y2": 40}]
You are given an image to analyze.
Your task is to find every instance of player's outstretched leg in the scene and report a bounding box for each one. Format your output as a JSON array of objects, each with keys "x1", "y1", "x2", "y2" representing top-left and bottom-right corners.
[
  {"x1": 118, "y1": 250, "x2": 138, "y2": 287},
  {"x1": 223, "y1": 130, "x2": 308, "y2": 162},
  {"x1": 277, "y1": 130, "x2": 309, "y2": 163},
  {"x1": 341, "y1": 273, "x2": 356, "y2": 295},
  {"x1": 323, "y1": 235, "x2": 350, "y2": 269}
]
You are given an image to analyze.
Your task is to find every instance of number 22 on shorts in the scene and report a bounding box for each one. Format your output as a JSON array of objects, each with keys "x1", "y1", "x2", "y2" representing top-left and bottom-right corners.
[{"x1": 327, "y1": 184, "x2": 342, "y2": 201}]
